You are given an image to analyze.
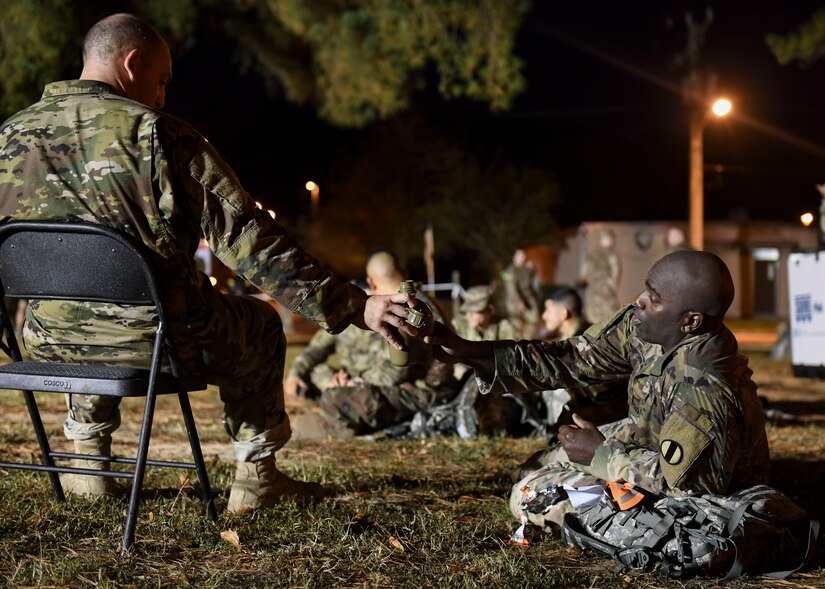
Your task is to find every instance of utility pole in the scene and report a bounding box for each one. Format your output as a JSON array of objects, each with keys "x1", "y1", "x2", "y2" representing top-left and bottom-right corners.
[{"x1": 677, "y1": 9, "x2": 715, "y2": 251}]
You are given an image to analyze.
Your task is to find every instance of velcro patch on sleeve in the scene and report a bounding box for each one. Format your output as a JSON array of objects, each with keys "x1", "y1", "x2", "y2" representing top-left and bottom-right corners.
[{"x1": 658, "y1": 404, "x2": 714, "y2": 488}]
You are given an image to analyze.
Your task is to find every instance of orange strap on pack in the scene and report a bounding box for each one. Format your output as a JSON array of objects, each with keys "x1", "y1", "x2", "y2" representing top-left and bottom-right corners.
[{"x1": 607, "y1": 480, "x2": 646, "y2": 510}]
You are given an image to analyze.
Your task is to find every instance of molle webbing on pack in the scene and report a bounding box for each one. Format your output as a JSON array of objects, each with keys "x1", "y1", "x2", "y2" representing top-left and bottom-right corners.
[{"x1": 561, "y1": 484, "x2": 819, "y2": 582}]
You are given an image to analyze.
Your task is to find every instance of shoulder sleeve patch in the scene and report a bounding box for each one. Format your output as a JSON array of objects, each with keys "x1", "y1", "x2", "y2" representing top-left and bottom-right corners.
[{"x1": 658, "y1": 403, "x2": 714, "y2": 488}]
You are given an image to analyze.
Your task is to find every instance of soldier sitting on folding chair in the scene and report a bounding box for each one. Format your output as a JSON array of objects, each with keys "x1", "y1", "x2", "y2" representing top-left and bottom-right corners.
[{"x1": 0, "y1": 13, "x2": 417, "y2": 513}]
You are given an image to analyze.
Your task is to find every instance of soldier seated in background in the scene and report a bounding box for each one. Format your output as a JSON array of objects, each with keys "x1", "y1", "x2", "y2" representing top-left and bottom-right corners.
[
  {"x1": 449, "y1": 286, "x2": 530, "y2": 437},
  {"x1": 285, "y1": 326, "x2": 343, "y2": 402},
  {"x1": 539, "y1": 287, "x2": 627, "y2": 438},
  {"x1": 287, "y1": 250, "x2": 455, "y2": 438},
  {"x1": 425, "y1": 250, "x2": 770, "y2": 532},
  {"x1": 451, "y1": 286, "x2": 517, "y2": 381},
  {"x1": 540, "y1": 286, "x2": 589, "y2": 341}
]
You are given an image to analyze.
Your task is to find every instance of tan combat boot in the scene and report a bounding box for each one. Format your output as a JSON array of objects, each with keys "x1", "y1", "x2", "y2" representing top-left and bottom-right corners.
[
  {"x1": 227, "y1": 455, "x2": 328, "y2": 514},
  {"x1": 59, "y1": 436, "x2": 121, "y2": 498}
]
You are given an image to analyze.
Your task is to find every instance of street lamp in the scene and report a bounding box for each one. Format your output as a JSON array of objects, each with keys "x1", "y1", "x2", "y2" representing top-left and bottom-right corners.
[
  {"x1": 711, "y1": 98, "x2": 732, "y2": 117},
  {"x1": 689, "y1": 97, "x2": 732, "y2": 250},
  {"x1": 801, "y1": 212, "x2": 814, "y2": 227},
  {"x1": 305, "y1": 180, "x2": 320, "y2": 218}
]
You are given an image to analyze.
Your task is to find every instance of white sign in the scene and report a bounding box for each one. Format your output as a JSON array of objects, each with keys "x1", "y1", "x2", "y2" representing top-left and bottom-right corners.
[{"x1": 788, "y1": 252, "x2": 825, "y2": 369}]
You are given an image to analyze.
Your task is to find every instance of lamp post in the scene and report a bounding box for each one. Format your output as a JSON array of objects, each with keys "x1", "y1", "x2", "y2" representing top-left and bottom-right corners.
[
  {"x1": 305, "y1": 180, "x2": 320, "y2": 218},
  {"x1": 688, "y1": 97, "x2": 732, "y2": 250}
]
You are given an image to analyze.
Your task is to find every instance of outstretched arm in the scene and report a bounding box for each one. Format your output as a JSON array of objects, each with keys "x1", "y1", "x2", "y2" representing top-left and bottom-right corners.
[
  {"x1": 351, "y1": 292, "x2": 420, "y2": 350},
  {"x1": 424, "y1": 321, "x2": 497, "y2": 374}
]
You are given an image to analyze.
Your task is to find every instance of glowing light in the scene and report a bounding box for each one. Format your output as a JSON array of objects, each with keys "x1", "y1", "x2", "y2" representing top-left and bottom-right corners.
[
  {"x1": 255, "y1": 201, "x2": 263, "y2": 209},
  {"x1": 801, "y1": 212, "x2": 814, "y2": 227},
  {"x1": 305, "y1": 181, "x2": 320, "y2": 217},
  {"x1": 268, "y1": 209, "x2": 276, "y2": 219},
  {"x1": 208, "y1": 276, "x2": 218, "y2": 286},
  {"x1": 711, "y1": 98, "x2": 732, "y2": 117}
]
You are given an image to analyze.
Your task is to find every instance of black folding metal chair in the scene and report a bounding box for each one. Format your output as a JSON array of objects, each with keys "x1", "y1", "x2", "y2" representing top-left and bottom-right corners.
[{"x1": 0, "y1": 220, "x2": 217, "y2": 553}]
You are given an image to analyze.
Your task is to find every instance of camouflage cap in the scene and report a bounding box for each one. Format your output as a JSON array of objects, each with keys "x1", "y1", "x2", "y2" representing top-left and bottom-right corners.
[{"x1": 461, "y1": 286, "x2": 493, "y2": 312}]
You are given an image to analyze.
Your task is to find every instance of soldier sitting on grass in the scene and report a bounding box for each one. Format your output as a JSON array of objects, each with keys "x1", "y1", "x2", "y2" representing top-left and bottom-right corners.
[
  {"x1": 425, "y1": 250, "x2": 770, "y2": 531},
  {"x1": 287, "y1": 250, "x2": 454, "y2": 438},
  {"x1": 450, "y1": 285, "x2": 516, "y2": 381},
  {"x1": 449, "y1": 286, "x2": 531, "y2": 438},
  {"x1": 536, "y1": 287, "x2": 627, "y2": 444}
]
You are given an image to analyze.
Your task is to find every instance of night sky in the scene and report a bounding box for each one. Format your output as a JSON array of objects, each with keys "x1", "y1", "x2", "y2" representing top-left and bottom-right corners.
[
  {"x1": 165, "y1": 2, "x2": 825, "y2": 229},
  {"x1": 512, "y1": 1, "x2": 825, "y2": 226}
]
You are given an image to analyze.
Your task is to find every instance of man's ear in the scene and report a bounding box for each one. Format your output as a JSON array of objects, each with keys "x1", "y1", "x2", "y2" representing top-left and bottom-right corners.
[
  {"x1": 366, "y1": 276, "x2": 377, "y2": 292},
  {"x1": 681, "y1": 311, "x2": 704, "y2": 333},
  {"x1": 122, "y1": 48, "x2": 141, "y2": 81}
]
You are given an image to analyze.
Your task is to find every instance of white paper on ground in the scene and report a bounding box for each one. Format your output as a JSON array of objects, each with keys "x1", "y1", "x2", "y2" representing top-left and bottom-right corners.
[{"x1": 563, "y1": 484, "x2": 604, "y2": 509}]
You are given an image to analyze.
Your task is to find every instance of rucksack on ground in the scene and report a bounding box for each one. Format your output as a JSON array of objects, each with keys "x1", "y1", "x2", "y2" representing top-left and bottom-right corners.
[{"x1": 559, "y1": 484, "x2": 819, "y2": 582}]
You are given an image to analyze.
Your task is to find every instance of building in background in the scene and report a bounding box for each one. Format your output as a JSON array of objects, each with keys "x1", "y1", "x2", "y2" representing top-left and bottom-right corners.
[{"x1": 527, "y1": 221, "x2": 818, "y2": 320}]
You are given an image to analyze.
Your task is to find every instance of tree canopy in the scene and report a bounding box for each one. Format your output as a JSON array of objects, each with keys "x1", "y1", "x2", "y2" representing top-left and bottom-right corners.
[
  {"x1": 766, "y1": 8, "x2": 825, "y2": 67},
  {"x1": 0, "y1": 0, "x2": 553, "y2": 282},
  {"x1": 0, "y1": 0, "x2": 80, "y2": 115},
  {"x1": 295, "y1": 114, "x2": 558, "y2": 280},
  {"x1": 0, "y1": 0, "x2": 199, "y2": 117},
  {"x1": 0, "y1": 0, "x2": 528, "y2": 126}
]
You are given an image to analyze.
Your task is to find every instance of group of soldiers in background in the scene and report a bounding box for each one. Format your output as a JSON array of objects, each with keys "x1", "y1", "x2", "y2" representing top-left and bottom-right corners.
[
  {"x1": 498, "y1": 234, "x2": 621, "y2": 339},
  {"x1": 286, "y1": 227, "x2": 696, "y2": 441},
  {"x1": 287, "y1": 244, "x2": 631, "y2": 442}
]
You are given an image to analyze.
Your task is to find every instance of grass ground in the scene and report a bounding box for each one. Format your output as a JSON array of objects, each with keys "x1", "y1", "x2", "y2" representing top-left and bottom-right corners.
[{"x1": 1, "y1": 348, "x2": 824, "y2": 588}]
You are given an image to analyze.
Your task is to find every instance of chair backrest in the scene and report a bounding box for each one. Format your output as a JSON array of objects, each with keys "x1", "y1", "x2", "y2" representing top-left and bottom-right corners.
[{"x1": 0, "y1": 221, "x2": 163, "y2": 314}]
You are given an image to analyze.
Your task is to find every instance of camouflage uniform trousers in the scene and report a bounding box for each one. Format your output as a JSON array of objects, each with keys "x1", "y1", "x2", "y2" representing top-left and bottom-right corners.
[
  {"x1": 25, "y1": 293, "x2": 290, "y2": 462},
  {"x1": 320, "y1": 381, "x2": 454, "y2": 435},
  {"x1": 509, "y1": 420, "x2": 626, "y2": 530}
]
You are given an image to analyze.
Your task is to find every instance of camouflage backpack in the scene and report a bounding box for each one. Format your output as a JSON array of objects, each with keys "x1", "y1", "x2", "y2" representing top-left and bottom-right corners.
[{"x1": 560, "y1": 484, "x2": 820, "y2": 582}]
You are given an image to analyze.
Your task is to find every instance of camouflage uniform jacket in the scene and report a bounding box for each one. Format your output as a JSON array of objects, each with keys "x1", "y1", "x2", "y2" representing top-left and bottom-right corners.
[
  {"x1": 0, "y1": 81, "x2": 365, "y2": 368},
  {"x1": 546, "y1": 318, "x2": 590, "y2": 342},
  {"x1": 451, "y1": 316, "x2": 517, "y2": 381},
  {"x1": 478, "y1": 305, "x2": 770, "y2": 496}
]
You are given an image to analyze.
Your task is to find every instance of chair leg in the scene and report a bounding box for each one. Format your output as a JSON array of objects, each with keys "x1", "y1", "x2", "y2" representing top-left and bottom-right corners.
[
  {"x1": 120, "y1": 389, "x2": 159, "y2": 555},
  {"x1": 21, "y1": 389, "x2": 65, "y2": 502},
  {"x1": 178, "y1": 392, "x2": 217, "y2": 521}
]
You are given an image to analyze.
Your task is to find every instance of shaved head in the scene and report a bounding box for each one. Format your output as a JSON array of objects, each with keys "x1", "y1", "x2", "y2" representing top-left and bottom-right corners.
[
  {"x1": 366, "y1": 250, "x2": 403, "y2": 294},
  {"x1": 80, "y1": 14, "x2": 172, "y2": 109},
  {"x1": 634, "y1": 250, "x2": 735, "y2": 350},
  {"x1": 656, "y1": 250, "x2": 734, "y2": 326},
  {"x1": 83, "y1": 13, "x2": 163, "y2": 66}
]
